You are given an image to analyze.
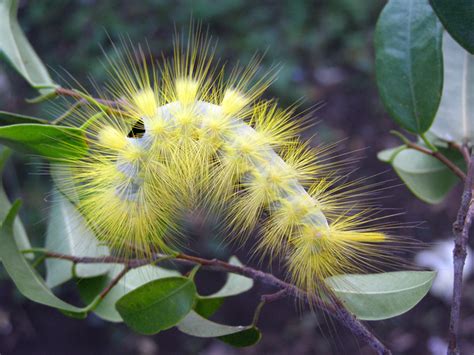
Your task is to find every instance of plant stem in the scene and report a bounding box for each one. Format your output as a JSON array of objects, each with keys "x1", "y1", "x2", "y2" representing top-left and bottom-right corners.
[
  {"x1": 404, "y1": 141, "x2": 466, "y2": 181},
  {"x1": 37, "y1": 250, "x2": 391, "y2": 354},
  {"x1": 448, "y1": 153, "x2": 474, "y2": 355},
  {"x1": 85, "y1": 265, "x2": 130, "y2": 313},
  {"x1": 251, "y1": 289, "x2": 287, "y2": 326},
  {"x1": 449, "y1": 142, "x2": 471, "y2": 166},
  {"x1": 98, "y1": 265, "x2": 130, "y2": 300},
  {"x1": 54, "y1": 87, "x2": 129, "y2": 116},
  {"x1": 420, "y1": 133, "x2": 438, "y2": 152}
]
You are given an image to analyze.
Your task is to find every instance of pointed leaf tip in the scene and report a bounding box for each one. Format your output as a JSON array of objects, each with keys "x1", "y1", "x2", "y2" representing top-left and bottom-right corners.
[{"x1": 326, "y1": 271, "x2": 436, "y2": 320}]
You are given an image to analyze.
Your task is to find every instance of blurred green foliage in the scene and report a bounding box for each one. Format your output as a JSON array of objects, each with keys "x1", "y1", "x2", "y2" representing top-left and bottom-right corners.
[{"x1": 12, "y1": 0, "x2": 383, "y2": 104}]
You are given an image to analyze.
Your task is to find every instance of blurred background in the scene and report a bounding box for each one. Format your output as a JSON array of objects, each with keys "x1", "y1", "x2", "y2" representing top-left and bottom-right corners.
[{"x1": 0, "y1": 0, "x2": 473, "y2": 354}]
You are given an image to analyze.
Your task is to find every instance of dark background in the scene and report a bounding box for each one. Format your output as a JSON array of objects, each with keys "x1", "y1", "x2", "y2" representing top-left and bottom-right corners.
[{"x1": 0, "y1": 1, "x2": 472, "y2": 354}]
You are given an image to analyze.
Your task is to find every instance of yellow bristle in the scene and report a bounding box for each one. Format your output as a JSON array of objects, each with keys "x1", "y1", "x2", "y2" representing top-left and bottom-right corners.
[
  {"x1": 132, "y1": 88, "x2": 158, "y2": 117},
  {"x1": 97, "y1": 126, "x2": 128, "y2": 151},
  {"x1": 221, "y1": 89, "x2": 248, "y2": 115},
  {"x1": 175, "y1": 78, "x2": 199, "y2": 105},
  {"x1": 250, "y1": 101, "x2": 301, "y2": 148},
  {"x1": 122, "y1": 143, "x2": 143, "y2": 162},
  {"x1": 147, "y1": 115, "x2": 169, "y2": 137}
]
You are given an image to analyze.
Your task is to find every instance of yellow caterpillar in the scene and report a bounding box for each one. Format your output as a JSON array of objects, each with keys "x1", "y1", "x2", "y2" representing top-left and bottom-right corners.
[{"x1": 54, "y1": 34, "x2": 397, "y2": 299}]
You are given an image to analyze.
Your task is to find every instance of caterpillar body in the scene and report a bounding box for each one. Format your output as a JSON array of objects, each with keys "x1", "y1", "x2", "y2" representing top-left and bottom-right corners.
[{"x1": 54, "y1": 36, "x2": 398, "y2": 299}]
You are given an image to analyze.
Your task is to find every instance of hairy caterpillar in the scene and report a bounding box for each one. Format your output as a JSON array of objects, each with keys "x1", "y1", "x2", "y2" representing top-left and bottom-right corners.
[{"x1": 53, "y1": 33, "x2": 400, "y2": 300}]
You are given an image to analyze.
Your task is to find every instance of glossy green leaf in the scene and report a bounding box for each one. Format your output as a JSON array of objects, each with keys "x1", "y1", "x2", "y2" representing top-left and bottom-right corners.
[
  {"x1": 177, "y1": 311, "x2": 261, "y2": 347},
  {"x1": 196, "y1": 256, "x2": 253, "y2": 317},
  {"x1": 0, "y1": 147, "x2": 31, "y2": 258},
  {"x1": 116, "y1": 277, "x2": 196, "y2": 334},
  {"x1": 0, "y1": 0, "x2": 55, "y2": 93},
  {"x1": 79, "y1": 264, "x2": 180, "y2": 322},
  {"x1": 219, "y1": 327, "x2": 262, "y2": 348},
  {"x1": 430, "y1": 0, "x2": 474, "y2": 54},
  {"x1": 429, "y1": 32, "x2": 474, "y2": 144},
  {"x1": 0, "y1": 124, "x2": 87, "y2": 160},
  {"x1": 392, "y1": 148, "x2": 464, "y2": 204},
  {"x1": 0, "y1": 201, "x2": 87, "y2": 318},
  {"x1": 0, "y1": 111, "x2": 48, "y2": 126},
  {"x1": 375, "y1": 0, "x2": 443, "y2": 133},
  {"x1": 326, "y1": 271, "x2": 436, "y2": 320},
  {"x1": 194, "y1": 297, "x2": 225, "y2": 318},
  {"x1": 45, "y1": 192, "x2": 110, "y2": 288}
]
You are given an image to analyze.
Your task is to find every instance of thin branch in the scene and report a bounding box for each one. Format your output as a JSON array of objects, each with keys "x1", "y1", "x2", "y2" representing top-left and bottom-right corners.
[
  {"x1": 448, "y1": 153, "x2": 474, "y2": 355},
  {"x1": 54, "y1": 87, "x2": 129, "y2": 117},
  {"x1": 449, "y1": 142, "x2": 471, "y2": 166},
  {"x1": 80, "y1": 264, "x2": 130, "y2": 313},
  {"x1": 405, "y1": 141, "x2": 466, "y2": 181},
  {"x1": 99, "y1": 265, "x2": 130, "y2": 300},
  {"x1": 251, "y1": 289, "x2": 287, "y2": 326},
  {"x1": 55, "y1": 87, "x2": 121, "y2": 107},
  {"x1": 51, "y1": 100, "x2": 84, "y2": 125},
  {"x1": 41, "y1": 250, "x2": 390, "y2": 354}
]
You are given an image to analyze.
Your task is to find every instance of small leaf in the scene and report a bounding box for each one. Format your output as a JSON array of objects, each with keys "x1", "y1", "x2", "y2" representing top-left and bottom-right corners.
[
  {"x1": 0, "y1": 124, "x2": 87, "y2": 160},
  {"x1": 0, "y1": 147, "x2": 31, "y2": 257},
  {"x1": 0, "y1": 201, "x2": 87, "y2": 318},
  {"x1": 375, "y1": 0, "x2": 443, "y2": 133},
  {"x1": 326, "y1": 271, "x2": 436, "y2": 320},
  {"x1": 78, "y1": 264, "x2": 180, "y2": 322},
  {"x1": 195, "y1": 256, "x2": 253, "y2": 317},
  {"x1": 177, "y1": 311, "x2": 261, "y2": 347},
  {"x1": 219, "y1": 327, "x2": 262, "y2": 348},
  {"x1": 392, "y1": 148, "x2": 464, "y2": 204},
  {"x1": 194, "y1": 297, "x2": 225, "y2": 319},
  {"x1": 45, "y1": 192, "x2": 110, "y2": 288},
  {"x1": 116, "y1": 277, "x2": 196, "y2": 334},
  {"x1": 0, "y1": 0, "x2": 55, "y2": 93},
  {"x1": 377, "y1": 145, "x2": 406, "y2": 163},
  {"x1": 0, "y1": 111, "x2": 48, "y2": 126},
  {"x1": 429, "y1": 32, "x2": 474, "y2": 144},
  {"x1": 429, "y1": 0, "x2": 474, "y2": 54}
]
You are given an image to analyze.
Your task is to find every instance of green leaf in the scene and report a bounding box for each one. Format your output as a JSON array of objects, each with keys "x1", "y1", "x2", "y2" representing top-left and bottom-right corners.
[
  {"x1": 0, "y1": 201, "x2": 87, "y2": 318},
  {"x1": 0, "y1": 124, "x2": 87, "y2": 160},
  {"x1": 196, "y1": 256, "x2": 253, "y2": 317},
  {"x1": 79, "y1": 264, "x2": 181, "y2": 323},
  {"x1": 377, "y1": 145, "x2": 406, "y2": 163},
  {"x1": 116, "y1": 277, "x2": 196, "y2": 334},
  {"x1": 45, "y1": 192, "x2": 110, "y2": 288},
  {"x1": 177, "y1": 311, "x2": 261, "y2": 347},
  {"x1": 0, "y1": 147, "x2": 31, "y2": 258},
  {"x1": 0, "y1": 111, "x2": 48, "y2": 126},
  {"x1": 219, "y1": 327, "x2": 262, "y2": 348},
  {"x1": 326, "y1": 271, "x2": 436, "y2": 321},
  {"x1": 392, "y1": 148, "x2": 464, "y2": 204},
  {"x1": 375, "y1": 0, "x2": 443, "y2": 133},
  {"x1": 194, "y1": 297, "x2": 225, "y2": 319},
  {"x1": 429, "y1": 32, "x2": 474, "y2": 144},
  {"x1": 429, "y1": 0, "x2": 474, "y2": 54},
  {"x1": 0, "y1": 0, "x2": 55, "y2": 93}
]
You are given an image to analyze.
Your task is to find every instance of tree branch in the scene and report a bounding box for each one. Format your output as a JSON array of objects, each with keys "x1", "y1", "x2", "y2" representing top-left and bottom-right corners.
[
  {"x1": 405, "y1": 141, "x2": 466, "y2": 181},
  {"x1": 449, "y1": 142, "x2": 471, "y2": 166},
  {"x1": 42, "y1": 250, "x2": 391, "y2": 354},
  {"x1": 448, "y1": 153, "x2": 474, "y2": 355},
  {"x1": 54, "y1": 87, "x2": 129, "y2": 117}
]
